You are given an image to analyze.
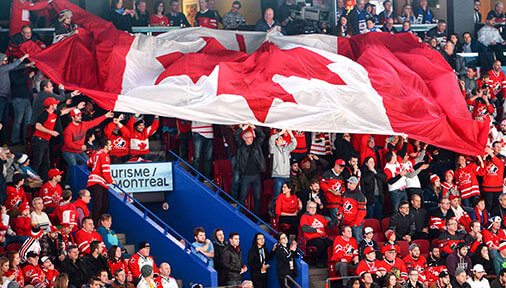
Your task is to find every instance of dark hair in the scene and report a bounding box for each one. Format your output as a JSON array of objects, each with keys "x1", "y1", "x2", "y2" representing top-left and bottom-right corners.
[
  {"x1": 7, "y1": 251, "x2": 19, "y2": 269},
  {"x1": 473, "y1": 196, "x2": 485, "y2": 208},
  {"x1": 360, "y1": 271, "x2": 372, "y2": 280},
  {"x1": 281, "y1": 181, "x2": 293, "y2": 195},
  {"x1": 383, "y1": 0, "x2": 391, "y2": 7},
  {"x1": 108, "y1": 245, "x2": 122, "y2": 261},
  {"x1": 96, "y1": 269, "x2": 108, "y2": 277},
  {"x1": 114, "y1": 268, "x2": 125, "y2": 277},
  {"x1": 251, "y1": 232, "x2": 265, "y2": 248},
  {"x1": 169, "y1": 0, "x2": 179, "y2": 4},
  {"x1": 67, "y1": 245, "x2": 78, "y2": 253},
  {"x1": 154, "y1": 0, "x2": 165, "y2": 14},
  {"x1": 398, "y1": 200, "x2": 410, "y2": 209},
  {"x1": 135, "y1": 0, "x2": 146, "y2": 9},
  {"x1": 277, "y1": 232, "x2": 287, "y2": 242},
  {"x1": 499, "y1": 268, "x2": 506, "y2": 277},
  {"x1": 385, "y1": 151, "x2": 396, "y2": 163},
  {"x1": 90, "y1": 240, "x2": 101, "y2": 253},
  {"x1": 85, "y1": 128, "x2": 95, "y2": 142},
  {"x1": 98, "y1": 137, "x2": 110, "y2": 149},
  {"x1": 12, "y1": 173, "x2": 25, "y2": 187},
  {"x1": 89, "y1": 277, "x2": 101, "y2": 285},
  {"x1": 438, "y1": 19, "x2": 446, "y2": 24},
  {"x1": 100, "y1": 214, "x2": 112, "y2": 225},
  {"x1": 194, "y1": 226, "x2": 205, "y2": 237},
  {"x1": 110, "y1": 0, "x2": 122, "y2": 9},
  {"x1": 62, "y1": 189, "x2": 72, "y2": 201},
  {"x1": 232, "y1": 1, "x2": 241, "y2": 8},
  {"x1": 309, "y1": 178, "x2": 319, "y2": 185},
  {"x1": 348, "y1": 152, "x2": 358, "y2": 162},
  {"x1": 40, "y1": 79, "x2": 52, "y2": 91},
  {"x1": 229, "y1": 232, "x2": 239, "y2": 239},
  {"x1": 82, "y1": 216, "x2": 93, "y2": 227},
  {"x1": 21, "y1": 25, "x2": 32, "y2": 32},
  {"x1": 213, "y1": 228, "x2": 223, "y2": 242}
]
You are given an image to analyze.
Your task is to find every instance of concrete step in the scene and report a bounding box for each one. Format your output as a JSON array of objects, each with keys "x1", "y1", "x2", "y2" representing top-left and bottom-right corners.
[
  {"x1": 117, "y1": 233, "x2": 126, "y2": 245},
  {"x1": 311, "y1": 280, "x2": 327, "y2": 288},
  {"x1": 124, "y1": 244, "x2": 135, "y2": 256},
  {"x1": 310, "y1": 267, "x2": 329, "y2": 288}
]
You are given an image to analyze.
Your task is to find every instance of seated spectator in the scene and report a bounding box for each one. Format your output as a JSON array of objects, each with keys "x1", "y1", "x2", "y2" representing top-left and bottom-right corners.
[
  {"x1": 356, "y1": 246, "x2": 385, "y2": 277},
  {"x1": 464, "y1": 221, "x2": 483, "y2": 253},
  {"x1": 397, "y1": 4, "x2": 416, "y2": 24},
  {"x1": 405, "y1": 269, "x2": 424, "y2": 288},
  {"x1": 40, "y1": 226, "x2": 64, "y2": 266},
  {"x1": 97, "y1": 214, "x2": 125, "y2": 253},
  {"x1": 127, "y1": 114, "x2": 159, "y2": 161},
  {"x1": 446, "y1": 242, "x2": 472, "y2": 277},
  {"x1": 425, "y1": 20, "x2": 449, "y2": 47},
  {"x1": 108, "y1": 245, "x2": 132, "y2": 283},
  {"x1": 112, "y1": 268, "x2": 134, "y2": 288},
  {"x1": 441, "y1": 170, "x2": 458, "y2": 199},
  {"x1": 403, "y1": 244, "x2": 427, "y2": 284},
  {"x1": 13, "y1": 203, "x2": 32, "y2": 236},
  {"x1": 17, "y1": 154, "x2": 42, "y2": 187},
  {"x1": 431, "y1": 270, "x2": 452, "y2": 288},
  {"x1": 378, "y1": 0, "x2": 395, "y2": 24},
  {"x1": 222, "y1": 232, "x2": 247, "y2": 286},
  {"x1": 247, "y1": 233, "x2": 273, "y2": 288},
  {"x1": 428, "y1": 37, "x2": 440, "y2": 50},
  {"x1": 491, "y1": 193, "x2": 506, "y2": 224},
  {"x1": 461, "y1": 67, "x2": 478, "y2": 99},
  {"x1": 104, "y1": 114, "x2": 131, "y2": 164},
  {"x1": 491, "y1": 268, "x2": 506, "y2": 288},
  {"x1": 449, "y1": 194, "x2": 472, "y2": 232},
  {"x1": 23, "y1": 252, "x2": 46, "y2": 287},
  {"x1": 384, "y1": 272, "x2": 400, "y2": 288},
  {"x1": 452, "y1": 268, "x2": 471, "y2": 288},
  {"x1": 52, "y1": 189, "x2": 77, "y2": 227},
  {"x1": 6, "y1": 173, "x2": 28, "y2": 211},
  {"x1": 389, "y1": 200, "x2": 416, "y2": 242},
  {"x1": 299, "y1": 201, "x2": 336, "y2": 268},
  {"x1": 438, "y1": 218, "x2": 464, "y2": 257},
  {"x1": 75, "y1": 217, "x2": 104, "y2": 255},
  {"x1": 399, "y1": 20, "x2": 412, "y2": 33},
  {"x1": 110, "y1": 0, "x2": 134, "y2": 33},
  {"x1": 40, "y1": 168, "x2": 63, "y2": 213},
  {"x1": 426, "y1": 247, "x2": 446, "y2": 284},
  {"x1": 299, "y1": 179, "x2": 324, "y2": 214},
  {"x1": 366, "y1": 19, "x2": 379, "y2": 32},
  {"x1": 300, "y1": 154, "x2": 328, "y2": 183},
  {"x1": 7, "y1": 25, "x2": 46, "y2": 58},
  {"x1": 383, "y1": 230, "x2": 401, "y2": 255},
  {"x1": 380, "y1": 244, "x2": 408, "y2": 282},
  {"x1": 360, "y1": 156, "x2": 386, "y2": 219},
  {"x1": 5, "y1": 251, "x2": 24, "y2": 286},
  {"x1": 59, "y1": 245, "x2": 87, "y2": 288},
  {"x1": 487, "y1": 1, "x2": 505, "y2": 23},
  {"x1": 155, "y1": 262, "x2": 178, "y2": 288},
  {"x1": 192, "y1": 227, "x2": 214, "y2": 267},
  {"x1": 361, "y1": 271, "x2": 381, "y2": 288},
  {"x1": 195, "y1": 0, "x2": 218, "y2": 29},
  {"x1": 472, "y1": 244, "x2": 495, "y2": 275},
  {"x1": 410, "y1": 194, "x2": 429, "y2": 240},
  {"x1": 381, "y1": 18, "x2": 397, "y2": 34},
  {"x1": 428, "y1": 197, "x2": 455, "y2": 238},
  {"x1": 81, "y1": 240, "x2": 108, "y2": 281},
  {"x1": 358, "y1": 227, "x2": 380, "y2": 260},
  {"x1": 98, "y1": 269, "x2": 112, "y2": 288},
  {"x1": 487, "y1": 60, "x2": 506, "y2": 102},
  {"x1": 478, "y1": 15, "x2": 506, "y2": 63},
  {"x1": 223, "y1": 1, "x2": 246, "y2": 30},
  {"x1": 128, "y1": 241, "x2": 158, "y2": 279},
  {"x1": 469, "y1": 197, "x2": 490, "y2": 227},
  {"x1": 255, "y1": 8, "x2": 282, "y2": 33},
  {"x1": 150, "y1": 1, "x2": 169, "y2": 26},
  {"x1": 467, "y1": 264, "x2": 490, "y2": 288},
  {"x1": 167, "y1": 0, "x2": 191, "y2": 27},
  {"x1": 274, "y1": 232, "x2": 297, "y2": 288},
  {"x1": 54, "y1": 9, "x2": 79, "y2": 43},
  {"x1": 416, "y1": 0, "x2": 435, "y2": 24},
  {"x1": 270, "y1": 129, "x2": 296, "y2": 196},
  {"x1": 132, "y1": 0, "x2": 149, "y2": 26},
  {"x1": 331, "y1": 225, "x2": 359, "y2": 286},
  {"x1": 73, "y1": 189, "x2": 91, "y2": 227},
  {"x1": 483, "y1": 216, "x2": 506, "y2": 252},
  {"x1": 466, "y1": 88, "x2": 495, "y2": 122},
  {"x1": 275, "y1": 182, "x2": 302, "y2": 236},
  {"x1": 41, "y1": 256, "x2": 59, "y2": 286}
]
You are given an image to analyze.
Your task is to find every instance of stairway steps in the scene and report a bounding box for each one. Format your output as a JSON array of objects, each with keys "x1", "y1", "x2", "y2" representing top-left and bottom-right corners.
[
  {"x1": 117, "y1": 233, "x2": 126, "y2": 245},
  {"x1": 124, "y1": 244, "x2": 135, "y2": 256}
]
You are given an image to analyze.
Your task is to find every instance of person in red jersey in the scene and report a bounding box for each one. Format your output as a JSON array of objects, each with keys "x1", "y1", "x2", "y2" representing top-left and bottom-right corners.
[
  {"x1": 380, "y1": 244, "x2": 408, "y2": 282},
  {"x1": 483, "y1": 216, "x2": 506, "y2": 252},
  {"x1": 87, "y1": 139, "x2": 115, "y2": 223},
  {"x1": 356, "y1": 246, "x2": 386, "y2": 278},
  {"x1": 51, "y1": 189, "x2": 77, "y2": 227},
  {"x1": 275, "y1": 181, "x2": 302, "y2": 237},
  {"x1": 403, "y1": 244, "x2": 428, "y2": 284},
  {"x1": 75, "y1": 217, "x2": 104, "y2": 256},
  {"x1": 104, "y1": 114, "x2": 131, "y2": 164},
  {"x1": 480, "y1": 147, "x2": 505, "y2": 208},
  {"x1": 129, "y1": 241, "x2": 159, "y2": 280},
  {"x1": 22, "y1": 251, "x2": 46, "y2": 288},
  {"x1": 455, "y1": 155, "x2": 484, "y2": 207},
  {"x1": 438, "y1": 218, "x2": 465, "y2": 257},
  {"x1": 9, "y1": 0, "x2": 53, "y2": 36},
  {"x1": 5, "y1": 251, "x2": 25, "y2": 287},
  {"x1": 72, "y1": 189, "x2": 91, "y2": 228},
  {"x1": 127, "y1": 114, "x2": 160, "y2": 161},
  {"x1": 40, "y1": 168, "x2": 63, "y2": 213},
  {"x1": 341, "y1": 176, "x2": 367, "y2": 241},
  {"x1": 6, "y1": 173, "x2": 28, "y2": 212},
  {"x1": 320, "y1": 159, "x2": 346, "y2": 220},
  {"x1": 108, "y1": 245, "x2": 133, "y2": 283},
  {"x1": 331, "y1": 225, "x2": 359, "y2": 286},
  {"x1": 155, "y1": 262, "x2": 179, "y2": 288}
]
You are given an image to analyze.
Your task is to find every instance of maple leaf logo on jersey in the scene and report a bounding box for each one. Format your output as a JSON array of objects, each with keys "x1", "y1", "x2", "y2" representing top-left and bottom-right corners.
[
  {"x1": 334, "y1": 243, "x2": 354, "y2": 255},
  {"x1": 332, "y1": 181, "x2": 342, "y2": 192},
  {"x1": 137, "y1": 141, "x2": 148, "y2": 150},
  {"x1": 343, "y1": 200, "x2": 353, "y2": 213},
  {"x1": 113, "y1": 138, "x2": 126, "y2": 148},
  {"x1": 311, "y1": 218, "x2": 324, "y2": 229},
  {"x1": 487, "y1": 163, "x2": 499, "y2": 175},
  {"x1": 459, "y1": 172, "x2": 471, "y2": 185}
]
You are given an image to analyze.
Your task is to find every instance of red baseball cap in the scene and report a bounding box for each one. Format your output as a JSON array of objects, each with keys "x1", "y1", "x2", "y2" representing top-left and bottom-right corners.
[
  {"x1": 43, "y1": 97, "x2": 59, "y2": 107},
  {"x1": 70, "y1": 108, "x2": 82, "y2": 117},
  {"x1": 47, "y1": 168, "x2": 64, "y2": 179},
  {"x1": 335, "y1": 159, "x2": 345, "y2": 166},
  {"x1": 364, "y1": 246, "x2": 375, "y2": 255}
]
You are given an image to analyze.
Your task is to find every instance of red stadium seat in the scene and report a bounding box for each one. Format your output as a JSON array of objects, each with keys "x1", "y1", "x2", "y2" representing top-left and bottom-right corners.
[
  {"x1": 381, "y1": 218, "x2": 390, "y2": 233},
  {"x1": 364, "y1": 218, "x2": 384, "y2": 241},
  {"x1": 412, "y1": 239, "x2": 430, "y2": 255},
  {"x1": 398, "y1": 240, "x2": 410, "y2": 258},
  {"x1": 298, "y1": 226, "x2": 318, "y2": 265},
  {"x1": 213, "y1": 159, "x2": 233, "y2": 194}
]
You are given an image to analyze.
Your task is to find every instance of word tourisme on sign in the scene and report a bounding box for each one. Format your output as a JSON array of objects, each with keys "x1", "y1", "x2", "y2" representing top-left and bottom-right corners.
[{"x1": 110, "y1": 162, "x2": 173, "y2": 193}]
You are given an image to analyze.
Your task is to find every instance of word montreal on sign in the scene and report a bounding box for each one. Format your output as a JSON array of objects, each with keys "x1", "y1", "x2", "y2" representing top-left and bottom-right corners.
[{"x1": 110, "y1": 162, "x2": 173, "y2": 193}]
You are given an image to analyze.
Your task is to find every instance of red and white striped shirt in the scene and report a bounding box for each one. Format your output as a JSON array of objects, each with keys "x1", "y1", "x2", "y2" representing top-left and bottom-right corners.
[{"x1": 191, "y1": 121, "x2": 214, "y2": 139}]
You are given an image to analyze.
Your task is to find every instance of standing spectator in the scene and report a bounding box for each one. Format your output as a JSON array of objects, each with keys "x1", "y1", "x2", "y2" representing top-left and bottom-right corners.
[
  {"x1": 256, "y1": 8, "x2": 281, "y2": 33},
  {"x1": 62, "y1": 109, "x2": 113, "y2": 167},
  {"x1": 7, "y1": 25, "x2": 46, "y2": 58},
  {"x1": 128, "y1": 241, "x2": 159, "y2": 279},
  {"x1": 378, "y1": 0, "x2": 395, "y2": 24},
  {"x1": 275, "y1": 232, "x2": 297, "y2": 288},
  {"x1": 175, "y1": 119, "x2": 191, "y2": 161},
  {"x1": 467, "y1": 264, "x2": 490, "y2": 288},
  {"x1": 426, "y1": 20, "x2": 449, "y2": 47},
  {"x1": 191, "y1": 121, "x2": 213, "y2": 178},
  {"x1": 321, "y1": 159, "x2": 346, "y2": 219},
  {"x1": 195, "y1": 0, "x2": 219, "y2": 29},
  {"x1": 474, "y1": 1, "x2": 482, "y2": 24},
  {"x1": 410, "y1": 194, "x2": 428, "y2": 240},
  {"x1": 270, "y1": 129, "x2": 296, "y2": 196},
  {"x1": 247, "y1": 233, "x2": 272, "y2": 288},
  {"x1": 235, "y1": 124, "x2": 265, "y2": 214},
  {"x1": 40, "y1": 168, "x2": 63, "y2": 213},
  {"x1": 341, "y1": 176, "x2": 367, "y2": 241},
  {"x1": 384, "y1": 151, "x2": 408, "y2": 212},
  {"x1": 150, "y1": 1, "x2": 168, "y2": 26},
  {"x1": 207, "y1": 0, "x2": 222, "y2": 25},
  {"x1": 416, "y1": 0, "x2": 434, "y2": 24},
  {"x1": 213, "y1": 228, "x2": 227, "y2": 286},
  {"x1": 222, "y1": 1, "x2": 245, "y2": 29},
  {"x1": 222, "y1": 232, "x2": 247, "y2": 286},
  {"x1": 389, "y1": 200, "x2": 415, "y2": 242},
  {"x1": 127, "y1": 114, "x2": 160, "y2": 161},
  {"x1": 86, "y1": 138, "x2": 115, "y2": 224},
  {"x1": 277, "y1": 0, "x2": 298, "y2": 35},
  {"x1": 361, "y1": 156, "x2": 386, "y2": 219},
  {"x1": 154, "y1": 263, "x2": 178, "y2": 288},
  {"x1": 109, "y1": 0, "x2": 134, "y2": 33},
  {"x1": 487, "y1": 1, "x2": 505, "y2": 23},
  {"x1": 330, "y1": 226, "x2": 359, "y2": 286},
  {"x1": 348, "y1": 0, "x2": 367, "y2": 35},
  {"x1": 446, "y1": 242, "x2": 472, "y2": 277},
  {"x1": 9, "y1": 0, "x2": 53, "y2": 36},
  {"x1": 75, "y1": 217, "x2": 104, "y2": 256},
  {"x1": 81, "y1": 240, "x2": 108, "y2": 281},
  {"x1": 455, "y1": 155, "x2": 483, "y2": 207},
  {"x1": 167, "y1": 0, "x2": 191, "y2": 27},
  {"x1": 104, "y1": 115, "x2": 131, "y2": 164},
  {"x1": 487, "y1": 60, "x2": 506, "y2": 103},
  {"x1": 59, "y1": 245, "x2": 87, "y2": 288},
  {"x1": 381, "y1": 17, "x2": 397, "y2": 33},
  {"x1": 441, "y1": 42, "x2": 466, "y2": 77},
  {"x1": 192, "y1": 227, "x2": 214, "y2": 268},
  {"x1": 10, "y1": 59, "x2": 35, "y2": 146},
  {"x1": 132, "y1": 0, "x2": 149, "y2": 27}
]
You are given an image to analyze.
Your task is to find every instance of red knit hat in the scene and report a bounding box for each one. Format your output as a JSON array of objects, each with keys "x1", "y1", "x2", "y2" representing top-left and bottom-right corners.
[
  {"x1": 444, "y1": 170, "x2": 454, "y2": 178},
  {"x1": 430, "y1": 174, "x2": 440, "y2": 184},
  {"x1": 385, "y1": 229, "x2": 395, "y2": 240}
]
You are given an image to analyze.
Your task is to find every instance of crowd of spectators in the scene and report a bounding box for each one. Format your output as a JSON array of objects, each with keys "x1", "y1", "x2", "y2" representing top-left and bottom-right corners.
[{"x1": 3, "y1": 0, "x2": 506, "y2": 288}]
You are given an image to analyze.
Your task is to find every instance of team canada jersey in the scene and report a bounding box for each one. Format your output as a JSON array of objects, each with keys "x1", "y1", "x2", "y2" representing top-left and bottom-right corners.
[
  {"x1": 75, "y1": 229, "x2": 103, "y2": 255},
  {"x1": 104, "y1": 122, "x2": 131, "y2": 158},
  {"x1": 403, "y1": 255, "x2": 427, "y2": 282},
  {"x1": 425, "y1": 265, "x2": 446, "y2": 284},
  {"x1": 5, "y1": 266, "x2": 24, "y2": 287},
  {"x1": 6, "y1": 186, "x2": 28, "y2": 211},
  {"x1": 341, "y1": 190, "x2": 367, "y2": 227},
  {"x1": 127, "y1": 117, "x2": 159, "y2": 156},
  {"x1": 87, "y1": 150, "x2": 113, "y2": 189},
  {"x1": 320, "y1": 172, "x2": 344, "y2": 209},
  {"x1": 128, "y1": 253, "x2": 159, "y2": 279},
  {"x1": 488, "y1": 69, "x2": 506, "y2": 99},
  {"x1": 310, "y1": 132, "x2": 334, "y2": 155},
  {"x1": 356, "y1": 259, "x2": 385, "y2": 276},
  {"x1": 292, "y1": 131, "x2": 307, "y2": 154},
  {"x1": 482, "y1": 228, "x2": 506, "y2": 248},
  {"x1": 384, "y1": 162, "x2": 407, "y2": 191},
  {"x1": 380, "y1": 258, "x2": 408, "y2": 281},
  {"x1": 400, "y1": 160, "x2": 421, "y2": 188},
  {"x1": 108, "y1": 259, "x2": 132, "y2": 280},
  {"x1": 331, "y1": 236, "x2": 358, "y2": 262},
  {"x1": 481, "y1": 156, "x2": 504, "y2": 193},
  {"x1": 23, "y1": 264, "x2": 46, "y2": 288},
  {"x1": 429, "y1": 209, "x2": 455, "y2": 231},
  {"x1": 299, "y1": 213, "x2": 329, "y2": 240},
  {"x1": 466, "y1": 98, "x2": 495, "y2": 121},
  {"x1": 194, "y1": 10, "x2": 218, "y2": 28},
  {"x1": 40, "y1": 181, "x2": 62, "y2": 210},
  {"x1": 44, "y1": 268, "x2": 59, "y2": 288},
  {"x1": 455, "y1": 163, "x2": 482, "y2": 199},
  {"x1": 438, "y1": 231, "x2": 464, "y2": 255},
  {"x1": 53, "y1": 201, "x2": 77, "y2": 226}
]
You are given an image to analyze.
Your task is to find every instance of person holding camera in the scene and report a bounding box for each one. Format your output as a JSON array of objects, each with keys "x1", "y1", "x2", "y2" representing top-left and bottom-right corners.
[{"x1": 277, "y1": 0, "x2": 299, "y2": 35}]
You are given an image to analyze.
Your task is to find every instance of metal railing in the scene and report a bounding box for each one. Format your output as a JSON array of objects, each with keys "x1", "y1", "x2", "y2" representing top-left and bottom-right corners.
[
  {"x1": 131, "y1": 26, "x2": 181, "y2": 35},
  {"x1": 285, "y1": 275, "x2": 302, "y2": 288},
  {"x1": 0, "y1": 27, "x2": 55, "y2": 34},
  {"x1": 374, "y1": 23, "x2": 436, "y2": 32}
]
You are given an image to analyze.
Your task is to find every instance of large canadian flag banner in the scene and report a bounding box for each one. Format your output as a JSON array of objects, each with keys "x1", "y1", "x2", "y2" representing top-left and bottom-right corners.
[{"x1": 22, "y1": 0, "x2": 489, "y2": 156}]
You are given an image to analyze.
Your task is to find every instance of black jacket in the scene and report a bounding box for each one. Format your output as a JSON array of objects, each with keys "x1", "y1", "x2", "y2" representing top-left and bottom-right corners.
[
  {"x1": 234, "y1": 127, "x2": 266, "y2": 175},
  {"x1": 389, "y1": 212, "x2": 416, "y2": 239},
  {"x1": 110, "y1": 10, "x2": 133, "y2": 32},
  {"x1": 247, "y1": 245, "x2": 274, "y2": 278},
  {"x1": 222, "y1": 244, "x2": 244, "y2": 282},
  {"x1": 275, "y1": 244, "x2": 297, "y2": 279},
  {"x1": 81, "y1": 253, "x2": 109, "y2": 279},
  {"x1": 58, "y1": 258, "x2": 87, "y2": 287},
  {"x1": 409, "y1": 207, "x2": 428, "y2": 232},
  {"x1": 360, "y1": 168, "x2": 386, "y2": 203},
  {"x1": 10, "y1": 67, "x2": 33, "y2": 100}
]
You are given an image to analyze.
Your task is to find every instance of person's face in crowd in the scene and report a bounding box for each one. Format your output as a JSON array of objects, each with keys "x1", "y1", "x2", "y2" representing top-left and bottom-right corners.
[
  {"x1": 501, "y1": 272, "x2": 506, "y2": 284},
  {"x1": 11, "y1": 253, "x2": 20, "y2": 267},
  {"x1": 480, "y1": 246, "x2": 489, "y2": 258},
  {"x1": 281, "y1": 183, "x2": 291, "y2": 195},
  {"x1": 365, "y1": 5, "x2": 372, "y2": 14},
  {"x1": 450, "y1": 197, "x2": 460, "y2": 208},
  {"x1": 367, "y1": 137, "x2": 375, "y2": 148},
  {"x1": 307, "y1": 203, "x2": 317, "y2": 215},
  {"x1": 420, "y1": 0, "x2": 427, "y2": 8},
  {"x1": 242, "y1": 131, "x2": 254, "y2": 146},
  {"x1": 115, "y1": 270, "x2": 127, "y2": 283},
  {"x1": 82, "y1": 191, "x2": 91, "y2": 204},
  {"x1": 160, "y1": 263, "x2": 171, "y2": 277},
  {"x1": 403, "y1": 5, "x2": 412, "y2": 16},
  {"x1": 474, "y1": 1, "x2": 481, "y2": 11},
  {"x1": 433, "y1": 178, "x2": 441, "y2": 188},
  {"x1": 114, "y1": 246, "x2": 122, "y2": 259},
  {"x1": 352, "y1": 279, "x2": 361, "y2": 288},
  {"x1": 411, "y1": 195, "x2": 421, "y2": 209},
  {"x1": 101, "y1": 217, "x2": 112, "y2": 229},
  {"x1": 363, "y1": 273, "x2": 374, "y2": 285},
  {"x1": 275, "y1": 135, "x2": 286, "y2": 146},
  {"x1": 136, "y1": 122, "x2": 145, "y2": 133},
  {"x1": 309, "y1": 182, "x2": 320, "y2": 193},
  {"x1": 139, "y1": 246, "x2": 150, "y2": 257},
  {"x1": 365, "y1": 157, "x2": 375, "y2": 170},
  {"x1": 343, "y1": 133, "x2": 351, "y2": 142},
  {"x1": 199, "y1": 0, "x2": 208, "y2": 11},
  {"x1": 463, "y1": 33, "x2": 472, "y2": 44},
  {"x1": 54, "y1": 174, "x2": 62, "y2": 183},
  {"x1": 64, "y1": 17, "x2": 72, "y2": 25},
  {"x1": 1, "y1": 56, "x2": 7, "y2": 66},
  {"x1": 437, "y1": 22, "x2": 447, "y2": 32},
  {"x1": 100, "y1": 271, "x2": 109, "y2": 282},
  {"x1": 493, "y1": 221, "x2": 501, "y2": 230},
  {"x1": 334, "y1": 163, "x2": 344, "y2": 174},
  {"x1": 410, "y1": 246, "x2": 420, "y2": 258},
  {"x1": 493, "y1": 142, "x2": 502, "y2": 154},
  {"x1": 43, "y1": 259, "x2": 53, "y2": 270},
  {"x1": 208, "y1": 0, "x2": 216, "y2": 10},
  {"x1": 291, "y1": 162, "x2": 300, "y2": 173},
  {"x1": 457, "y1": 155, "x2": 466, "y2": 167},
  {"x1": 264, "y1": 8, "x2": 274, "y2": 23},
  {"x1": 364, "y1": 230, "x2": 373, "y2": 240},
  {"x1": 387, "y1": 275, "x2": 397, "y2": 287},
  {"x1": 357, "y1": 0, "x2": 365, "y2": 10},
  {"x1": 402, "y1": 21, "x2": 410, "y2": 31},
  {"x1": 72, "y1": 113, "x2": 82, "y2": 124},
  {"x1": 256, "y1": 234, "x2": 265, "y2": 247},
  {"x1": 16, "y1": 178, "x2": 25, "y2": 187},
  {"x1": 365, "y1": 250, "x2": 376, "y2": 261},
  {"x1": 116, "y1": 0, "x2": 123, "y2": 9},
  {"x1": 33, "y1": 199, "x2": 44, "y2": 212},
  {"x1": 476, "y1": 200, "x2": 486, "y2": 211},
  {"x1": 215, "y1": 229, "x2": 225, "y2": 243},
  {"x1": 157, "y1": 2, "x2": 164, "y2": 14},
  {"x1": 1, "y1": 261, "x2": 9, "y2": 273},
  {"x1": 447, "y1": 219, "x2": 458, "y2": 233},
  {"x1": 170, "y1": 1, "x2": 180, "y2": 13},
  {"x1": 450, "y1": 34, "x2": 458, "y2": 45},
  {"x1": 488, "y1": 17, "x2": 497, "y2": 26},
  {"x1": 456, "y1": 271, "x2": 467, "y2": 284},
  {"x1": 342, "y1": 226, "x2": 352, "y2": 239},
  {"x1": 68, "y1": 248, "x2": 79, "y2": 261},
  {"x1": 494, "y1": 61, "x2": 502, "y2": 71},
  {"x1": 474, "y1": 270, "x2": 485, "y2": 280},
  {"x1": 105, "y1": 140, "x2": 113, "y2": 153},
  {"x1": 441, "y1": 275, "x2": 451, "y2": 285},
  {"x1": 91, "y1": 280, "x2": 102, "y2": 288},
  {"x1": 340, "y1": 16, "x2": 348, "y2": 26},
  {"x1": 430, "y1": 248, "x2": 441, "y2": 259},
  {"x1": 500, "y1": 195, "x2": 506, "y2": 208},
  {"x1": 466, "y1": 68, "x2": 475, "y2": 79},
  {"x1": 348, "y1": 157, "x2": 358, "y2": 167},
  {"x1": 337, "y1": 0, "x2": 344, "y2": 9},
  {"x1": 196, "y1": 231, "x2": 206, "y2": 244},
  {"x1": 347, "y1": 181, "x2": 358, "y2": 191},
  {"x1": 429, "y1": 38, "x2": 438, "y2": 48},
  {"x1": 384, "y1": 1, "x2": 392, "y2": 11},
  {"x1": 459, "y1": 246, "x2": 469, "y2": 257},
  {"x1": 137, "y1": 1, "x2": 147, "y2": 13},
  {"x1": 496, "y1": 2, "x2": 504, "y2": 14},
  {"x1": 470, "y1": 222, "x2": 481, "y2": 233},
  {"x1": 399, "y1": 203, "x2": 409, "y2": 216},
  {"x1": 409, "y1": 270, "x2": 419, "y2": 282},
  {"x1": 83, "y1": 219, "x2": 94, "y2": 232},
  {"x1": 21, "y1": 27, "x2": 32, "y2": 40},
  {"x1": 444, "y1": 43, "x2": 454, "y2": 55},
  {"x1": 279, "y1": 233, "x2": 288, "y2": 246},
  {"x1": 440, "y1": 199, "x2": 451, "y2": 211},
  {"x1": 230, "y1": 235, "x2": 240, "y2": 247},
  {"x1": 231, "y1": 3, "x2": 240, "y2": 14}
]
